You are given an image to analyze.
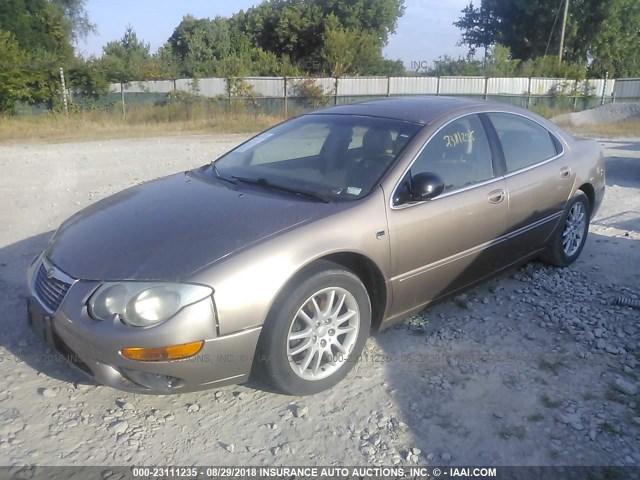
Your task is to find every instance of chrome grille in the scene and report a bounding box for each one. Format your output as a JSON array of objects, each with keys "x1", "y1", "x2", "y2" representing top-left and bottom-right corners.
[{"x1": 34, "y1": 261, "x2": 73, "y2": 313}]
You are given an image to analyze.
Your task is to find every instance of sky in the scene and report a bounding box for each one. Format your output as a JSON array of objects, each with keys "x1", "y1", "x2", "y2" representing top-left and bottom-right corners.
[{"x1": 78, "y1": 0, "x2": 471, "y2": 69}]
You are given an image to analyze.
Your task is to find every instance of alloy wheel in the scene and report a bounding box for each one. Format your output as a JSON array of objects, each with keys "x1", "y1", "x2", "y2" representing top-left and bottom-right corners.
[
  {"x1": 562, "y1": 202, "x2": 586, "y2": 257},
  {"x1": 287, "y1": 287, "x2": 360, "y2": 381}
]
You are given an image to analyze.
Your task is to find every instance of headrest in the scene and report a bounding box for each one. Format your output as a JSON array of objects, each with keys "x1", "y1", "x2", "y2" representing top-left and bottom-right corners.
[{"x1": 362, "y1": 128, "x2": 392, "y2": 156}]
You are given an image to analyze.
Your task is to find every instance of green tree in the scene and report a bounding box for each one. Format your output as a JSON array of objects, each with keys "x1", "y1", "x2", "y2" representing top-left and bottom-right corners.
[
  {"x1": 0, "y1": 30, "x2": 29, "y2": 113},
  {"x1": 233, "y1": 0, "x2": 405, "y2": 74},
  {"x1": 49, "y1": 0, "x2": 95, "y2": 43},
  {"x1": 322, "y1": 22, "x2": 381, "y2": 76},
  {"x1": 455, "y1": 0, "x2": 640, "y2": 77},
  {"x1": 576, "y1": 0, "x2": 640, "y2": 77},
  {"x1": 168, "y1": 15, "x2": 234, "y2": 77},
  {"x1": 453, "y1": 1, "x2": 498, "y2": 61},
  {"x1": 99, "y1": 26, "x2": 152, "y2": 82},
  {"x1": 0, "y1": 0, "x2": 94, "y2": 112},
  {"x1": 0, "y1": 0, "x2": 73, "y2": 57}
]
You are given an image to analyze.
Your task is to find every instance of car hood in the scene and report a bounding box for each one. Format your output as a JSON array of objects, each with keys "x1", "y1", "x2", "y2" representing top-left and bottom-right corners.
[{"x1": 46, "y1": 170, "x2": 341, "y2": 281}]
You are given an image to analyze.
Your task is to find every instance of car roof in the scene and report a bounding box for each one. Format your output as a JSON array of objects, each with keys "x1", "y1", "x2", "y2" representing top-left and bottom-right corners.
[{"x1": 310, "y1": 96, "x2": 491, "y2": 125}]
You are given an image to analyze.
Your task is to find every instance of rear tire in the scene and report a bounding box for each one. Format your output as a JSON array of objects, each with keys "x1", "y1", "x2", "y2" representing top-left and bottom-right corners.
[
  {"x1": 541, "y1": 191, "x2": 590, "y2": 267},
  {"x1": 255, "y1": 261, "x2": 371, "y2": 396}
]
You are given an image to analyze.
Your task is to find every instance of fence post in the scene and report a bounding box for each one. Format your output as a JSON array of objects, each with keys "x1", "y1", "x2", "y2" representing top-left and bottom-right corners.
[
  {"x1": 59, "y1": 67, "x2": 69, "y2": 116},
  {"x1": 484, "y1": 76, "x2": 489, "y2": 100},
  {"x1": 284, "y1": 76, "x2": 288, "y2": 117},
  {"x1": 120, "y1": 82, "x2": 126, "y2": 119},
  {"x1": 436, "y1": 76, "x2": 440, "y2": 96},
  {"x1": 526, "y1": 77, "x2": 532, "y2": 109},
  {"x1": 601, "y1": 72, "x2": 608, "y2": 106},
  {"x1": 387, "y1": 76, "x2": 391, "y2": 97},
  {"x1": 573, "y1": 79, "x2": 579, "y2": 110},
  {"x1": 334, "y1": 77, "x2": 338, "y2": 105}
]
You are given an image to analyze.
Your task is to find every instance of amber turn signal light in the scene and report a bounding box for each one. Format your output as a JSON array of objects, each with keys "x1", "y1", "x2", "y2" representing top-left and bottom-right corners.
[{"x1": 121, "y1": 340, "x2": 204, "y2": 362}]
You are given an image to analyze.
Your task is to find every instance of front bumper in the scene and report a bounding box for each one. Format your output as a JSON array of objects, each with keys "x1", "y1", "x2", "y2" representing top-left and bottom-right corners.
[{"x1": 27, "y1": 256, "x2": 261, "y2": 394}]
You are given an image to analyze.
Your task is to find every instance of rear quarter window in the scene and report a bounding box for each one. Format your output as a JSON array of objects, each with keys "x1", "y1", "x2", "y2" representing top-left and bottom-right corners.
[{"x1": 487, "y1": 113, "x2": 558, "y2": 173}]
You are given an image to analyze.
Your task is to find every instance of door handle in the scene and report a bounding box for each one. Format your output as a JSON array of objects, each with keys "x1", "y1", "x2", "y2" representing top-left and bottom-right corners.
[
  {"x1": 560, "y1": 166, "x2": 572, "y2": 178},
  {"x1": 487, "y1": 189, "x2": 505, "y2": 204}
]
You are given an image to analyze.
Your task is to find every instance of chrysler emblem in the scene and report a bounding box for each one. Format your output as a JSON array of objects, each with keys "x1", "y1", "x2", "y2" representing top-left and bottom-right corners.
[{"x1": 46, "y1": 268, "x2": 55, "y2": 279}]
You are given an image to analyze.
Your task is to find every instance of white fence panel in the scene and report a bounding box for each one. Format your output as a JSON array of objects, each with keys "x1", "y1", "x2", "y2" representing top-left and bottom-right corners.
[
  {"x1": 614, "y1": 78, "x2": 640, "y2": 99},
  {"x1": 389, "y1": 76, "x2": 438, "y2": 95},
  {"x1": 439, "y1": 76, "x2": 485, "y2": 95},
  {"x1": 175, "y1": 78, "x2": 199, "y2": 93},
  {"x1": 109, "y1": 75, "x2": 619, "y2": 102},
  {"x1": 487, "y1": 77, "x2": 529, "y2": 95},
  {"x1": 338, "y1": 77, "x2": 389, "y2": 96},
  {"x1": 530, "y1": 78, "x2": 568, "y2": 95},
  {"x1": 198, "y1": 78, "x2": 227, "y2": 97},
  {"x1": 122, "y1": 80, "x2": 173, "y2": 93},
  {"x1": 244, "y1": 77, "x2": 284, "y2": 97},
  {"x1": 287, "y1": 77, "x2": 337, "y2": 96}
]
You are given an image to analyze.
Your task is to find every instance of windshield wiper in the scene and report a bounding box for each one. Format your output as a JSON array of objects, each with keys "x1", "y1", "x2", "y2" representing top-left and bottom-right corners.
[
  {"x1": 231, "y1": 176, "x2": 330, "y2": 203},
  {"x1": 210, "y1": 163, "x2": 238, "y2": 186}
]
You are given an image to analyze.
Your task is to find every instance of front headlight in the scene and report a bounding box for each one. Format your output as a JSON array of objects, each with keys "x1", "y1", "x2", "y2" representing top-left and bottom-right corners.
[{"x1": 88, "y1": 282, "x2": 213, "y2": 327}]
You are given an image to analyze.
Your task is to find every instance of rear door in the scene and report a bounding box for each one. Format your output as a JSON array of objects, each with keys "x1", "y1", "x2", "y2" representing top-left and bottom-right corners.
[
  {"x1": 385, "y1": 114, "x2": 509, "y2": 317},
  {"x1": 485, "y1": 113, "x2": 574, "y2": 261}
]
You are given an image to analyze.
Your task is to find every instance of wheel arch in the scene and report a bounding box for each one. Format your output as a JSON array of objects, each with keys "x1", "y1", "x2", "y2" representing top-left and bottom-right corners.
[
  {"x1": 320, "y1": 252, "x2": 387, "y2": 332},
  {"x1": 577, "y1": 183, "x2": 595, "y2": 217},
  {"x1": 265, "y1": 251, "x2": 388, "y2": 334}
]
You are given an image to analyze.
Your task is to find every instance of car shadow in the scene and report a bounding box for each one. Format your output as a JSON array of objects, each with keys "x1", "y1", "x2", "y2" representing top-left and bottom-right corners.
[
  {"x1": 602, "y1": 140, "x2": 640, "y2": 153},
  {"x1": 0, "y1": 231, "x2": 91, "y2": 386},
  {"x1": 604, "y1": 156, "x2": 640, "y2": 189},
  {"x1": 373, "y1": 229, "x2": 638, "y2": 466}
]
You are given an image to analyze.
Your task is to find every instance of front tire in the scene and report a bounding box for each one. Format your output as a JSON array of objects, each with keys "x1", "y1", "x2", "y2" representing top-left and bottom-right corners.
[
  {"x1": 256, "y1": 261, "x2": 371, "y2": 395},
  {"x1": 541, "y1": 191, "x2": 590, "y2": 267}
]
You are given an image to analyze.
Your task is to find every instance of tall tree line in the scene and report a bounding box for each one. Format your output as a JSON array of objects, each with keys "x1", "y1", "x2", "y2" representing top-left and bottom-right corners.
[
  {"x1": 0, "y1": 0, "x2": 406, "y2": 113},
  {"x1": 454, "y1": 0, "x2": 640, "y2": 78}
]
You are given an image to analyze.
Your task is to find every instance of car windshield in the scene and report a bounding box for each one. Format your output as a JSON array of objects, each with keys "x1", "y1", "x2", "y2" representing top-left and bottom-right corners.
[{"x1": 209, "y1": 114, "x2": 422, "y2": 201}]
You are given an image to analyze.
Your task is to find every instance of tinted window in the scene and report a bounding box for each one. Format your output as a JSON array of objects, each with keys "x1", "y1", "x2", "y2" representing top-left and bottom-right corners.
[
  {"x1": 410, "y1": 114, "x2": 494, "y2": 193},
  {"x1": 487, "y1": 113, "x2": 558, "y2": 172},
  {"x1": 213, "y1": 115, "x2": 422, "y2": 201},
  {"x1": 251, "y1": 123, "x2": 327, "y2": 165}
]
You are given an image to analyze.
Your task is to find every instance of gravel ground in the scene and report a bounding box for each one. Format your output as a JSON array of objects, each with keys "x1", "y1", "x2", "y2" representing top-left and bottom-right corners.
[
  {"x1": 553, "y1": 103, "x2": 640, "y2": 126},
  {"x1": 0, "y1": 135, "x2": 638, "y2": 467}
]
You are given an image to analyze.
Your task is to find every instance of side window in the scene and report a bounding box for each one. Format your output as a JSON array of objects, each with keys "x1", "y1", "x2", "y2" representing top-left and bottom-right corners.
[
  {"x1": 487, "y1": 113, "x2": 558, "y2": 173},
  {"x1": 411, "y1": 114, "x2": 494, "y2": 192}
]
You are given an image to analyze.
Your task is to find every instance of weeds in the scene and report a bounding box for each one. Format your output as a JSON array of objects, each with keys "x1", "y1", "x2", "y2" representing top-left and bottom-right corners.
[{"x1": 0, "y1": 103, "x2": 283, "y2": 143}]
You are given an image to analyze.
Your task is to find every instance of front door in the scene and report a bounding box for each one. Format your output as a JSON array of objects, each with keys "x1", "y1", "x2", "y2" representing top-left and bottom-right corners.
[{"x1": 385, "y1": 114, "x2": 509, "y2": 318}]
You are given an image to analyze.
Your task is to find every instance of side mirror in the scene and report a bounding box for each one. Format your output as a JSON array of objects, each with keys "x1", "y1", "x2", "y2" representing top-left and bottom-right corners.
[{"x1": 411, "y1": 172, "x2": 445, "y2": 201}]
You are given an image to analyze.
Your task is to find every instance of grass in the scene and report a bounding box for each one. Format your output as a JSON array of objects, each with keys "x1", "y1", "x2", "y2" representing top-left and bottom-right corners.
[
  {"x1": 0, "y1": 103, "x2": 283, "y2": 143},
  {"x1": 2, "y1": 101, "x2": 637, "y2": 144}
]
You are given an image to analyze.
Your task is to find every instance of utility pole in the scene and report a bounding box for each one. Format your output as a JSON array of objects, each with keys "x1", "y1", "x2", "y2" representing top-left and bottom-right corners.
[{"x1": 558, "y1": 0, "x2": 570, "y2": 65}]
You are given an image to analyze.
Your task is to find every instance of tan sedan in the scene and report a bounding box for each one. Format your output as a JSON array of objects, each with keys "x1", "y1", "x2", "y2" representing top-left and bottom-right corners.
[{"x1": 27, "y1": 97, "x2": 605, "y2": 395}]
